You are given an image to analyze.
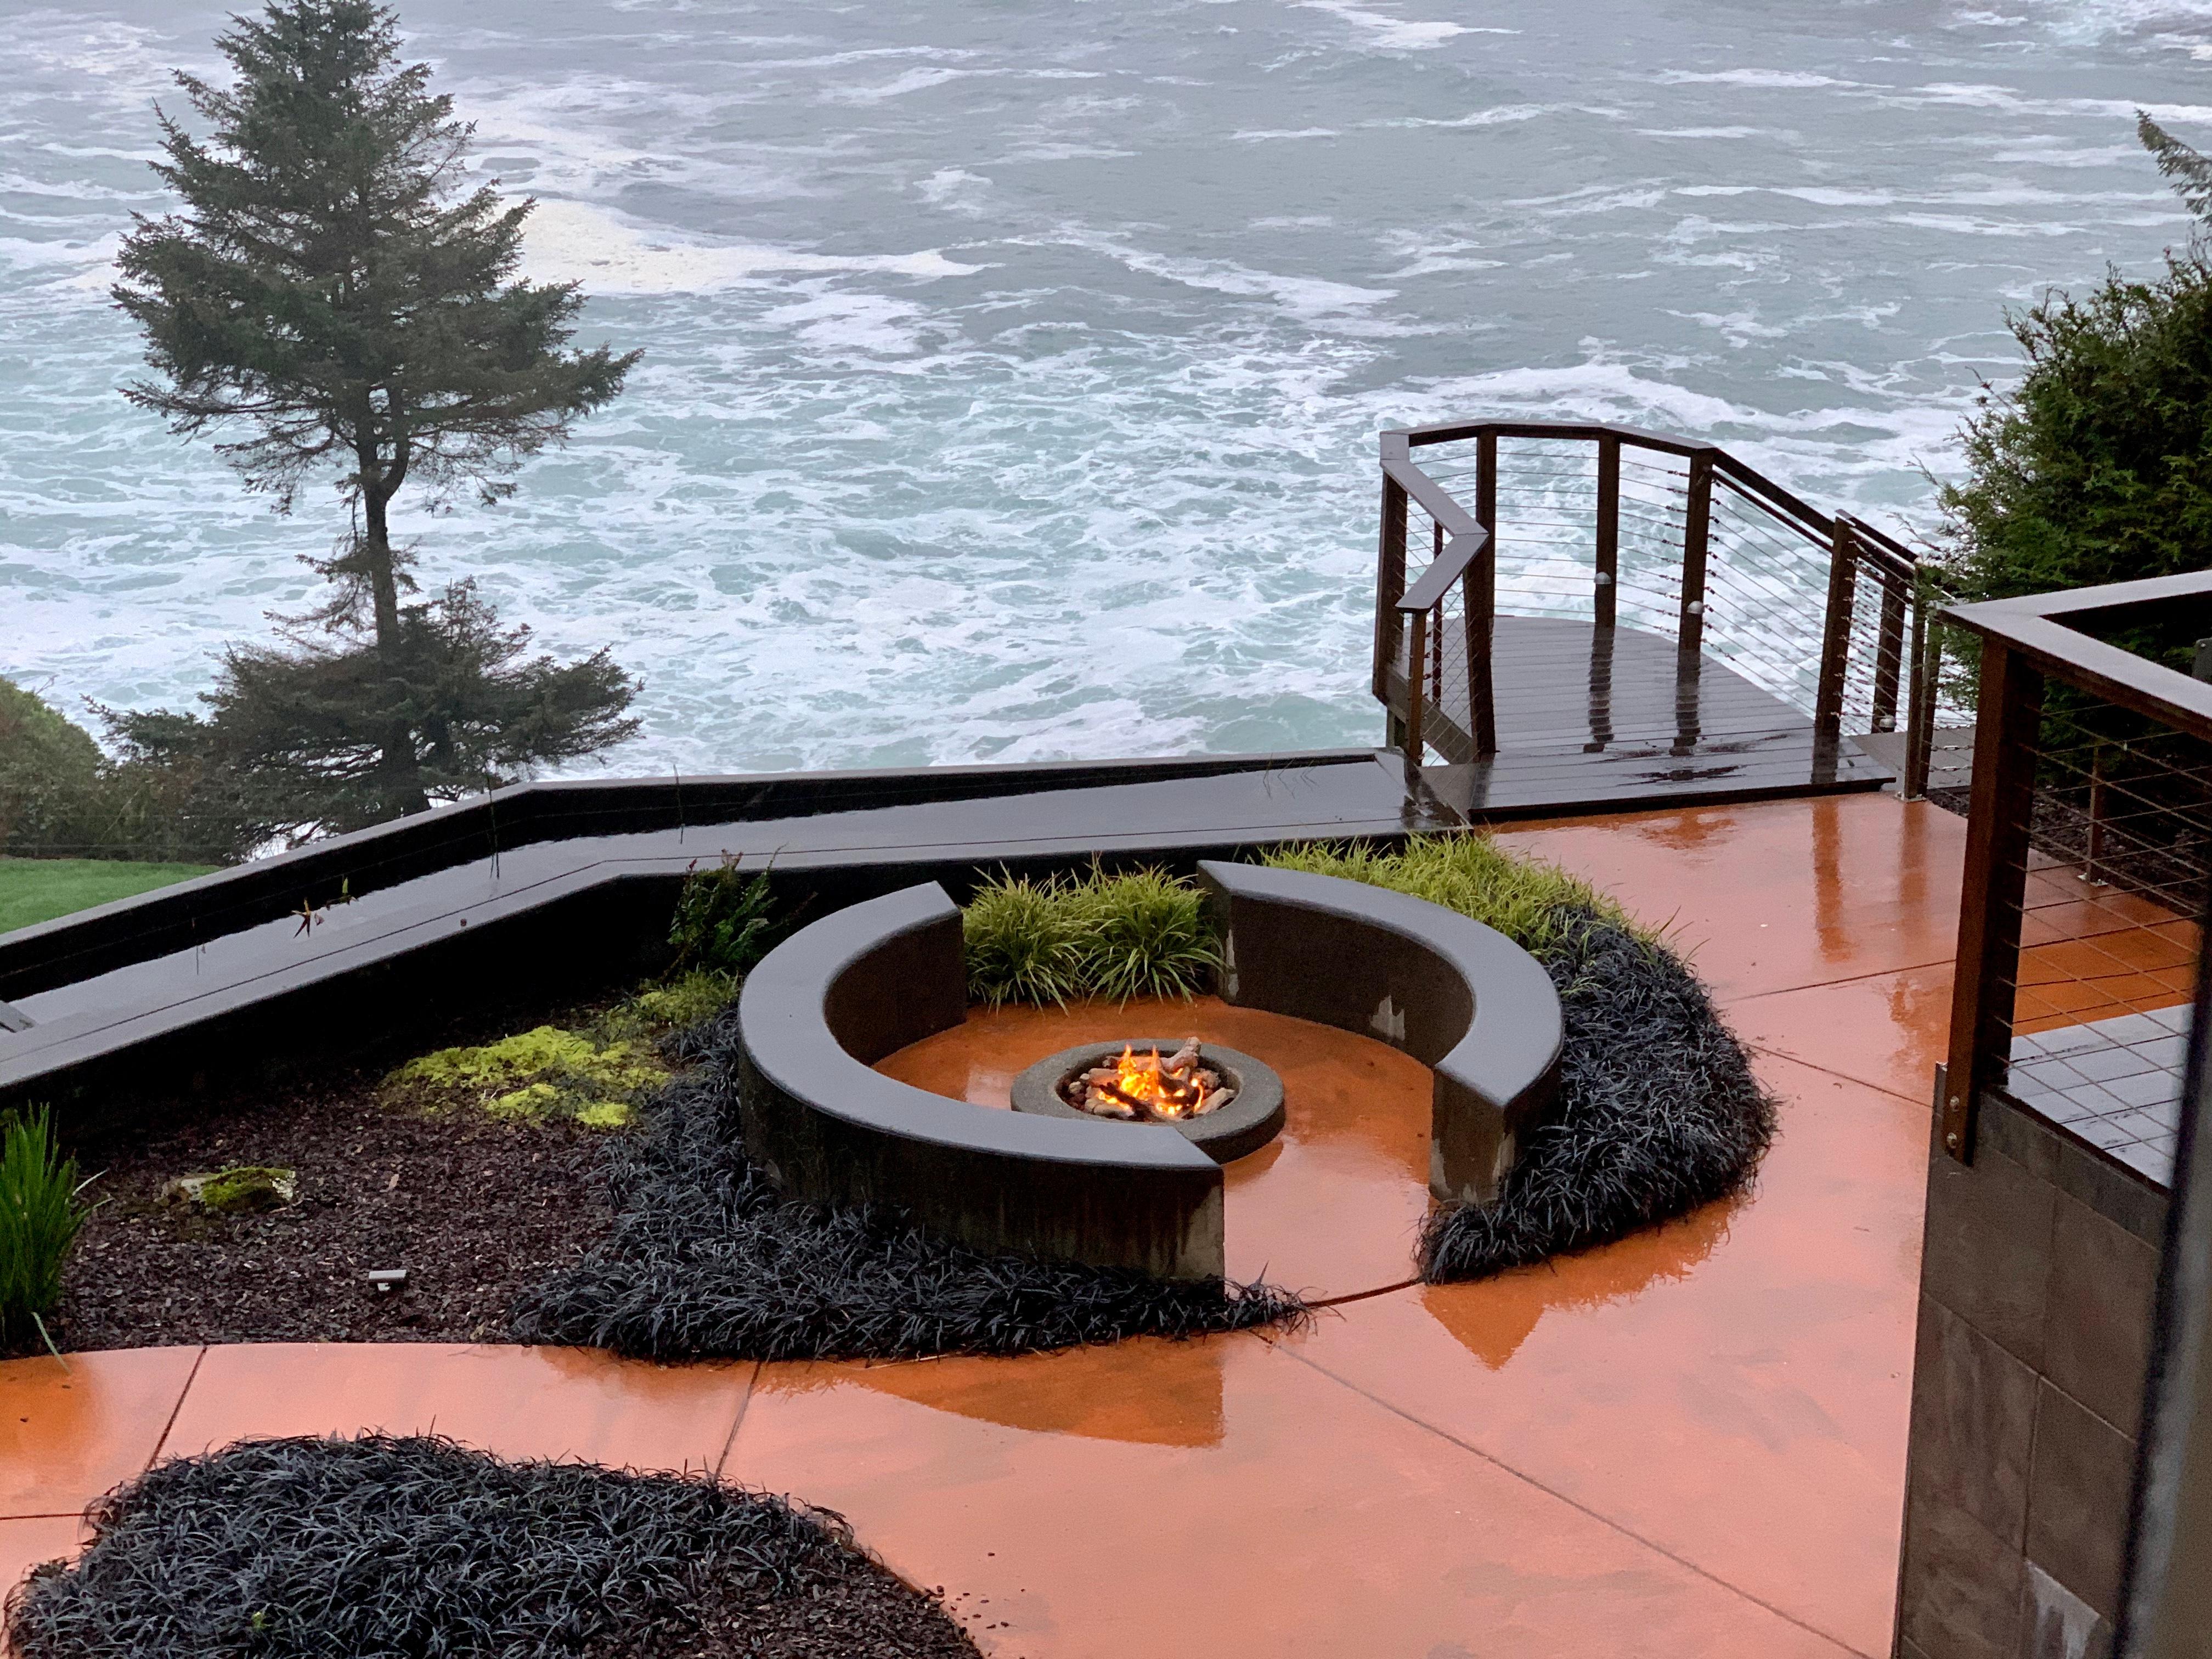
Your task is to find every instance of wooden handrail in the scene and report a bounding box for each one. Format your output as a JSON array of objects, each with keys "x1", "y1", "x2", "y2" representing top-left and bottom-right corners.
[
  {"x1": 1944, "y1": 577, "x2": 2212, "y2": 747},
  {"x1": 1372, "y1": 415, "x2": 1938, "y2": 794},
  {"x1": 1379, "y1": 435, "x2": 1484, "y2": 539},
  {"x1": 1398, "y1": 526, "x2": 1492, "y2": 614}
]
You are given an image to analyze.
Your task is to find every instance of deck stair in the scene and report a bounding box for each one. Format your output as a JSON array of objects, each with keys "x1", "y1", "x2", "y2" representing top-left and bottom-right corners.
[{"x1": 1372, "y1": 420, "x2": 1954, "y2": 819}]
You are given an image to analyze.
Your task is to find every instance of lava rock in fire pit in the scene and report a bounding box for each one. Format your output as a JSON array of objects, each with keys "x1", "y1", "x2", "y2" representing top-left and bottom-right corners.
[{"x1": 1011, "y1": 1040, "x2": 1284, "y2": 1164}]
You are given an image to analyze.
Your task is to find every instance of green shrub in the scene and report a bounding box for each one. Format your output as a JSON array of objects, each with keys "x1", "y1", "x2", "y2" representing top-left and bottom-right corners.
[
  {"x1": 1065, "y1": 868, "x2": 1222, "y2": 1002},
  {"x1": 668, "y1": 857, "x2": 778, "y2": 977},
  {"x1": 0, "y1": 1107, "x2": 93, "y2": 1352},
  {"x1": 0, "y1": 680, "x2": 108, "y2": 857},
  {"x1": 1261, "y1": 834, "x2": 1649, "y2": 957},
  {"x1": 1933, "y1": 115, "x2": 2212, "y2": 672},
  {"x1": 963, "y1": 873, "x2": 1085, "y2": 1008}
]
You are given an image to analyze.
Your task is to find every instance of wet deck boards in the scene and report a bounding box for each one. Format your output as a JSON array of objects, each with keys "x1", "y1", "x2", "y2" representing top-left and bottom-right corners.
[{"x1": 1383, "y1": 616, "x2": 1892, "y2": 821}]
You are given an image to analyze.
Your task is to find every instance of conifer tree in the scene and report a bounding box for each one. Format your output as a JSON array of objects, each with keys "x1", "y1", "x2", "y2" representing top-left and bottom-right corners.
[{"x1": 112, "y1": 0, "x2": 641, "y2": 837}]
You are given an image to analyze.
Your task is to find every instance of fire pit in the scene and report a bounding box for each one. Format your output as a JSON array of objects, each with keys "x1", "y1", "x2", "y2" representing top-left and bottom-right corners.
[{"x1": 1011, "y1": 1039, "x2": 1285, "y2": 1164}]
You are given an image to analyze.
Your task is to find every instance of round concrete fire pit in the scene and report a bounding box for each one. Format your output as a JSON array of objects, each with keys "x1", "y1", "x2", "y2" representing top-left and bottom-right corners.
[{"x1": 1011, "y1": 1040, "x2": 1285, "y2": 1164}]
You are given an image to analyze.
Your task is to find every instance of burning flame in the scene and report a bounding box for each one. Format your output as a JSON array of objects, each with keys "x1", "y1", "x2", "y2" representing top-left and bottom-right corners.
[{"x1": 1110, "y1": 1043, "x2": 1201, "y2": 1119}]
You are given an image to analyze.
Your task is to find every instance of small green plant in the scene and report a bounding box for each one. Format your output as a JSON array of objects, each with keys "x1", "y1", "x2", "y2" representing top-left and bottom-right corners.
[
  {"x1": 1261, "y1": 834, "x2": 1652, "y2": 957},
  {"x1": 963, "y1": 873, "x2": 1085, "y2": 1008},
  {"x1": 668, "y1": 856, "x2": 778, "y2": 977},
  {"x1": 0, "y1": 1107, "x2": 94, "y2": 1355},
  {"x1": 1066, "y1": 868, "x2": 1222, "y2": 1002}
]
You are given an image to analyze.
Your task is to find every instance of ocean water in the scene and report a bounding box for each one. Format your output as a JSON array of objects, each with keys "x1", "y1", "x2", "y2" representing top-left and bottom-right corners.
[{"x1": 3, "y1": 0, "x2": 2209, "y2": 776}]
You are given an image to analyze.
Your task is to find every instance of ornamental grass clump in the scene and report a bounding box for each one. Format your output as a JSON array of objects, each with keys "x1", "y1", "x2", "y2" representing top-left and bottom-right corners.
[
  {"x1": 0, "y1": 1107, "x2": 93, "y2": 1354},
  {"x1": 962, "y1": 873, "x2": 1085, "y2": 1007},
  {"x1": 963, "y1": 866, "x2": 1221, "y2": 1007},
  {"x1": 1262, "y1": 833, "x2": 1648, "y2": 957},
  {"x1": 1065, "y1": 868, "x2": 1221, "y2": 1002}
]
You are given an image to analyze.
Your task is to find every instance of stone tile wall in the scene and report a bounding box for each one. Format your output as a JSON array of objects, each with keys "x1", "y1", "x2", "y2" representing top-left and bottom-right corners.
[{"x1": 1895, "y1": 1087, "x2": 2167, "y2": 1659}]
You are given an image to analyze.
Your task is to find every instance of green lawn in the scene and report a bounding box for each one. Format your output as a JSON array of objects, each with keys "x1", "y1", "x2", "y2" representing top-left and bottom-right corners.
[{"x1": 0, "y1": 857, "x2": 219, "y2": 934}]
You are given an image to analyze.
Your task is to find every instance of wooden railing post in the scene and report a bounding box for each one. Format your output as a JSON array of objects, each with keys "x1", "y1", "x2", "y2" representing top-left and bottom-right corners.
[
  {"x1": 1595, "y1": 434, "x2": 1620, "y2": 631},
  {"x1": 1679, "y1": 449, "x2": 1712, "y2": 654},
  {"x1": 1904, "y1": 582, "x2": 1937, "y2": 799},
  {"x1": 1476, "y1": 430, "x2": 1497, "y2": 546},
  {"x1": 1374, "y1": 471, "x2": 1408, "y2": 720},
  {"x1": 1940, "y1": 641, "x2": 2045, "y2": 1163},
  {"x1": 1872, "y1": 561, "x2": 1908, "y2": 735},
  {"x1": 1814, "y1": 520, "x2": 1860, "y2": 777},
  {"x1": 1430, "y1": 520, "x2": 1446, "y2": 705},
  {"x1": 1403, "y1": 605, "x2": 1429, "y2": 793},
  {"x1": 1468, "y1": 429, "x2": 1499, "y2": 758}
]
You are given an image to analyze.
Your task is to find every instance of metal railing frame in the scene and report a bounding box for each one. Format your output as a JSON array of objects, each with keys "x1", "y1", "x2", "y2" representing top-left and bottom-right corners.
[
  {"x1": 1934, "y1": 571, "x2": 2212, "y2": 1165},
  {"x1": 1372, "y1": 418, "x2": 1937, "y2": 792}
]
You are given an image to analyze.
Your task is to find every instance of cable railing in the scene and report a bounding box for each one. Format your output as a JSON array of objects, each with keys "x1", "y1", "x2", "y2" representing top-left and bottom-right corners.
[
  {"x1": 1936, "y1": 572, "x2": 2212, "y2": 1182},
  {"x1": 1373, "y1": 418, "x2": 1957, "y2": 793}
]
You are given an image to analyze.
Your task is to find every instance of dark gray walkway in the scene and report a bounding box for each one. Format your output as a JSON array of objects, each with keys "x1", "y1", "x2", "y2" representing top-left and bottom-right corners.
[{"x1": 0, "y1": 755, "x2": 1438, "y2": 1096}]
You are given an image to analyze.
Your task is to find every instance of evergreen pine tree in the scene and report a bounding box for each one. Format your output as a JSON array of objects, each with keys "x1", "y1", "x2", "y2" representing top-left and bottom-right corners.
[{"x1": 112, "y1": 0, "x2": 641, "y2": 837}]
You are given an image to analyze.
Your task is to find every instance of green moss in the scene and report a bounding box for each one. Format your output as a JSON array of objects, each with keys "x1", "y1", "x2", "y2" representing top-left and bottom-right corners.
[
  {"x1": 195, "y1": 1166, "x2": 296, "y2": 1215},
  {"x1": 487, "y1": 1082, "x2": 561, "y2": 1120},
  {"x1": 596, "y1": 971, "x2": 735, "y2": 1043},
  {"x1": 383, "y1": 974, "x2": 739, "y2": 1129}
]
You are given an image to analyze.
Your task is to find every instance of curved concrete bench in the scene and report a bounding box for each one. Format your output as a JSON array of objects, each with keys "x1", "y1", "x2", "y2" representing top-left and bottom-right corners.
[
  {"x1": 1195, "y1": 861, "x2": 1562, "y2": 1205},
  {"x1": 736, "y1": 884, "x2": 1224, "y2": 1281}
]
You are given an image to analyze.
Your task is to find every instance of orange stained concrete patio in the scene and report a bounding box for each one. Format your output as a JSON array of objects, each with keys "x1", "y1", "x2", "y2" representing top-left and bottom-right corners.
[{"x1": 1, "y1": 793, "x2": 2025, "y2": 1658}]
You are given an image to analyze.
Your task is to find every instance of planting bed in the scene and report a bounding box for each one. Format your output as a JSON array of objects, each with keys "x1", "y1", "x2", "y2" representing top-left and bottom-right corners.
[
  {"x1": 37, "y1": 1057, "x2": 613, "y2": 1356},
  {"x1": 28, "y1": 837, "x2": 1772, "y2": 1367}
]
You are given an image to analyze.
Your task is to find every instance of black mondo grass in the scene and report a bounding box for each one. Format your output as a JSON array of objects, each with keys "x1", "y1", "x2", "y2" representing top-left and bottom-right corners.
[
  {"x1": 1419, "y1": 912, "x2": 1777, "y2": 1282},
  {"x1": 4, "y1": 1434, "x2": 977, "y2": 1659},
  {"x1": 509, "y1": 1007, "x2": 1309, "y2": 1362}
]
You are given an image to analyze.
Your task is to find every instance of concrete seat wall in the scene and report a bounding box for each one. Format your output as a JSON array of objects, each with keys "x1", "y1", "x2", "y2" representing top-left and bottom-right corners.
[
  {"x1": 736, "y1": 883, "x2": 1226, "y2": 1280},
  {"x1": 1195, "y1": 861, "x2": 1562, "y2": 1205}
]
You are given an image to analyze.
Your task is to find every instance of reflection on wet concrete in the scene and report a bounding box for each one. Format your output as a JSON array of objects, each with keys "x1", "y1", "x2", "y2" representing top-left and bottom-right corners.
[
  {"x1": 1415, "y1": 1195, "x2": 1743, "y2": 1370},
  {"x1": 749, "y1": 1335, "x2": 1231, "y2": 1449}
]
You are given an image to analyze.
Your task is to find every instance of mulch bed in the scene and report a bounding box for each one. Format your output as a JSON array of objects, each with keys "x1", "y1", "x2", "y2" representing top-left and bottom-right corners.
[
  {"x1": 32, "y1": 1068, "x2": 613, "y2": 1357},
  {"x1": 5, "y1": 1434, "x2": 980, "y2": 1659}
]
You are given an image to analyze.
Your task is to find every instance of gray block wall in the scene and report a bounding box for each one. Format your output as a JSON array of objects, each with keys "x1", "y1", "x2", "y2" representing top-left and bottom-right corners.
[{"x1": 1895, "y1": 1087, "x2": 2168, "y2": 1659}]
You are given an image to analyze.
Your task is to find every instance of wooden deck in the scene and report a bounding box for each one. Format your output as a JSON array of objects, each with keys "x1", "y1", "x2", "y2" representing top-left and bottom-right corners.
[{"x1": 1384, "y1": 616, "x2": 1893, "y2": 822}]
